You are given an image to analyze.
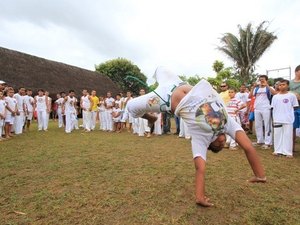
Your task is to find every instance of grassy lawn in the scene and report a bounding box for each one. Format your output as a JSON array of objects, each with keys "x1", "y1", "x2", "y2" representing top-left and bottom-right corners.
[{"x1": 0, "y1": 120, "x2": 300, "y2": 225}]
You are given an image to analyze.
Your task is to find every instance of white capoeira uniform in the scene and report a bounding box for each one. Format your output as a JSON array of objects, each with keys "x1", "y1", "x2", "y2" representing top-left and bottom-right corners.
[
  {"x1": 121, "y1": 97, "x2": 134, "y2": 124},
  {"x1": 253, "y1": 87, "x2": 273, "y2": 145},
  {"x1": 13, "y1": 93, "x2": 25, "y2": 134},
  {"x1": 271, "y1": 92, "x2": 299, "y2": 156},
  {"x1": 112, "y1": 107, "x2": 122, "y2": 123},
  {"x1": 4, "y1": 96, "x2": 17, "y2": 125},
  {"x1": 105, "y1": 97, "x2": 115, "y2": 131},
  {"x1": 55, "y1": 97, "x2": 64, "y2": 128},
  {"x1": 98, "y1": 101, "x2": 106, "y2": 130},
  {"x1": 128, "y1": 67, "x2": 243, "y2": 160},
  {"x1": 81, "y1": 95, "x2": 92, "y2": 131},
  {"x1": 45, "y1": 97, "x2": 52, "y2": 128},
  {"x1": 35, "y1": 95, "x2": 48, "y2": 131},
  {"x1": 0, "y1": 99, "x2": 6, "y2": 137},
  {"x1": 24, "y1": 95, "x2": 34, "y2": 121},
  {"x1": 64, "y1": 96, "x2": 77, "y2": 133},
  {"x1": 179, "y1": 118, "x2": 190, "y2": 139},
  {"x1": 153, "y1": 112, "x2": 162, "y2": 135}
]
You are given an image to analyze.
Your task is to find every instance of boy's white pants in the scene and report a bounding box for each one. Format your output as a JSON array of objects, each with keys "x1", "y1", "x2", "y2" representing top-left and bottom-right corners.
[
  {"x1": 57, "y1": 108, "x2": 63, "y2": 128},
  {"x1": 65, "y1": 112, "x2": 76, "y2": 133},
  {"x1": 153, "y1": 113, "x2": 162, "y2": 135},
  {"x1": 99, "y1": 111, "x2": 106, "y2": 130},
  {"x1": 132, "y1": 118, "x2": 139, "y2": 134},
  {"x1": 273, "y1": 123, "x2": 293, "y2": 156},
  {"x1": 179, "y1": 117, "x2": 190, "y2": 138},
  {"x1": 105, "y1": 109, "x2": 113, "y2": 131},
  {"x1": 37, "y1": 110, "x2": 48, "y2": 130},
  {"x1": 0, "y1": 119, "x2": 3, "y2": 137},
  {"x1": 14, "y1": 111, "x2": 25, "y2": 134},
  {"x1": 91, "y1": 111, "x2": 98, "y2": 130},
  {"x1": 138, "y1": 118, "x2": 150, "y2": 136},
  {"x1": 254, "y1": 109, "x2": 272, "y2": 145},
  {"x1": 82, "y1": 110, "x2": 91, "y2": 131},
  {"x1": 226, "y1": 116, "x2": 241, "y2": 147}
]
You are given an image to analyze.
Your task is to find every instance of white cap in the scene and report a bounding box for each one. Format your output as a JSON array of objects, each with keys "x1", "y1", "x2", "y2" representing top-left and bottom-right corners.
[{"x1": 0, "y1": 80, "x2": 6, "y2": 84}]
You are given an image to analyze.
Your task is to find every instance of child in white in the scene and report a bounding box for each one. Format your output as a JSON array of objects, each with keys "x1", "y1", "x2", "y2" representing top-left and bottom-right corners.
[
  {"x1": 4, "y1": 88, "x2": 18, "y2": 138},
  {"x1": 104, "y1": 92, "x2": 115, "y2": 131},
  {"x1": 80, "y1": 90, "x2": 92, "y2": 132},
  {"x1": 45, "y1": 91, "x2": 52, "y2": 129},
  {"x1": 179, "y1": 118, "x2": 191, "y2": 139},
  {"x1": 35, "y1": 89, "x2": 49, "y2": 131},
  {"x1": 112, "y1": 103, "x2": 122, "y2": 132},
  {"x1": 0, "y1": 90, "x2": 6, "y2": 140},
  {"x1": 63, "y1": 90, "x2": 77, "y2": 133},
  {"x1": 226, "y1": 88, "x2": 246, "y2": 149},
  {"x1": 13, "y1": 87, "x2": 26, "y2": 134},
  {"x1": 98, "y1": 97, "x2": 106, "y2": 130},
  {"x1": 271, "y1": 80, "x2": 299, "y2": 157},
  {"x1": 24, "y1": 89, "x2": 34, "y2": 130},
  {"x1": 153, "y1": 112, "x2": 162, "y2": 135},
  {"x1": 121, "y1": 91, "x2": 134, "y2": 132},
  {"x1": 55, "y1": 94, "x2": 64, "y2": 128}
]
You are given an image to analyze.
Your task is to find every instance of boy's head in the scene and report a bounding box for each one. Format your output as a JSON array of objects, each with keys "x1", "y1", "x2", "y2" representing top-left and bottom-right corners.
[
  {"x1": 208, "y1": 133, "x2": 226, "y2": 153},
  {"x1": 107, "y1": 91, "x2": 112, "y2": 98},
  {"x1": 27, "y1": 89, "x2": 32, "y2": 96},
  {"x1": 82, "y1": 89, "x2": 88, "y2": 96},
  {"x1": 258, "y1": 75, "x2": 268, "y2": 86},
  {"x1": 139, "y1": 89, "x2": 145, "y2": 96},
  {"x1": 38, "y1": 89, "x2": 44, "y2": 96},
  {"x1": 126, "y1": 91, "x2": 132, "y2": 97},
  {"x1": 278, "y1": 79, "x2": 289, "y2": 92},
  {"x1": 91, "y1": 90, "x2": 96, "y2": 96},
  {"x1": 228, "y1": 88, "x2": 236, "y2": 98},
  {"x1": 18, "y1": 87, "x2": 26, "y2": 95},
  {"x1": 45, "y1": 91, "x2": 49, "y2": 96},
  {"x1": 295, "y1": 65, "x2": 300, "y2": 78},
  {"x1": 7, "y1": 87, "x2": 15, "y2": 97},
  {"x1": 115, "y1": 94, "x2": 121, "y2": 100},
  {"x1": 60, "y1": 92, "x2": 66, "y2": 97},
  {"x1": 69, "y1": 90, "x2": 75, "y2": 97},
  {"x1": 239, "y1": 84, "x2": 246, "y2": 93}
]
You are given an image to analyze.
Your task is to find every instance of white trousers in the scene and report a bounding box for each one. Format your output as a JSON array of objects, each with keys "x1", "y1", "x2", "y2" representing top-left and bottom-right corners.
[
  {"x1": 99, "y1": 111, "x2": 106, "y2": 130},
  {"x1": 82, "y1": 110, "x2": 92, "y2": 131},
  {"x1": 179, "y1": 117, "x2": 190, "y2": 138},
  {"x1": 138, "y1": 118, "x2": 150, "y2": 136},
  {"x1": 91, "y1": 111, "x2": 98, "y2": 130},
  {"x1": 273, "y1": 123, "x2": 293, "y2": 156},
  {"x1": 105, "y1": 109, "x2": 113, "y2": 131},
  {"x1": 65, "y1": 112, "x2": 76, "y2": 133},
  {"x1": 14, "y1": 111, "x2": 25, "y2": 134},
  {"x1": 153, "y1": 113, "x2": 162, "y2": 135},
  {"x1": 57, "y1": 108, "x2": 63, "y2": 128},
  {"x1": 254, "y1": 109, "x2": 272, "y2": 145},
  {"x1": 226, "y1": 116, "x2": 241, "y2": 147},
  {"x1": 37, "y1": 110, "x2": 48, "y2": 130},
  {"x1": 132, "y1": 118, "x2": 139, "y2": 134}
]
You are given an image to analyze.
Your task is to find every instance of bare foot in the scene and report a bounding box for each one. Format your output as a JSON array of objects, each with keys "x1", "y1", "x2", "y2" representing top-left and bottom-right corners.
[
  {"x1": 196, "y1": 196, "x2": 214, "y2": 207},
  {"x1": 247, "y1": 176, "x2": 267, "y2": 183}
]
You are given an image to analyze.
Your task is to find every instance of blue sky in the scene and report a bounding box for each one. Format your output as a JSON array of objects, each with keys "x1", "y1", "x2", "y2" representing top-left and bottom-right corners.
[{"x1": 0, "y1": 0, "x2": 299, "y2": 82}]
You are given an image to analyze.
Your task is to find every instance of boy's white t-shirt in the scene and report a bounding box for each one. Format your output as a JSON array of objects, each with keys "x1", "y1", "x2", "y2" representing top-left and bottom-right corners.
[
  {"x1": 105, "y1": 97, "x2": 115, "y2": 109},
  {"x1": 24, "y1": 95, "x2": 34, "y2": 112},
  {"x1": 35, "y1": 96, "x2": 47, "y2": 111},
  {"x1": 81, "y1": 95, "x2": 91, "y2": 110},
  {"x1": 253, "y1": 87, "x2": 272, "y2": 110},
  {"x1": 0, "y1": 99, "x2": 6, "y2": 116},
  {"x1": 65, "y1": 96, "x2": 76, "y2": 113},
  {"x1": 13, "y1": 93, "x2": 25, "y2": 112},
  {"x1": 112, "y1": 108, "x2": 122, "y2": 121},
  {"x1": 5, "y1": 96, "x2": 17, "y2": 115},
  {"x1": 271, "y1": 92, "x2": 299, "y2": 124},
  {"x1": 235, "y1": 92, "x2": 249, "y2": 112},
  {"x1": 55, "y1": 97, "x2": 64, "y2": 109}
]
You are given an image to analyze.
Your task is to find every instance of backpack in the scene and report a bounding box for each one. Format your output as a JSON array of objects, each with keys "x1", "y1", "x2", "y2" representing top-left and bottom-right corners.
[{"x1": 254, "y1": 86, "x2": 272, "y2": 103}]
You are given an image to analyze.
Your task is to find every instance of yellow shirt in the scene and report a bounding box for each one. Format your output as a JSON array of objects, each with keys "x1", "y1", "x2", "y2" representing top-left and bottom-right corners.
[
  {"x1": 219, "y1": 90, "x2": 230, "y2": 105},
  {"x1": 91, "y1": 96, "x2": 99, "y2": 111}
]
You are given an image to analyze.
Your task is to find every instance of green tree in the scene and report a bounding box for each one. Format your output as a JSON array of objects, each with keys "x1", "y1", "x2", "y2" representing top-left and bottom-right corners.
[
  {"x1": 95, "y1": 58, "x2": 147, "y2": 95},
  {"x1": 217, "y1": 21, "x2": 277, "y2": 83},
  {"x1": 212, "y1": 60, "x2": 224, "y2": 73},
  {"x1": 179, "y1": 75, "x2": 202, "y2": 86}
]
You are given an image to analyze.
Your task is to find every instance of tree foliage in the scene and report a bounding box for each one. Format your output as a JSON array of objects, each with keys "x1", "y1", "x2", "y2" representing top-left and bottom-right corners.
[
  {"x1": 95, "y1": 58, "x2": 147, "y2": 95},
  {"x1": 179, "y1": 75, "x2": 202, "y2": 86},
  {"x1": 217, "y1": 21, "x2": 277, "y2": 83}
]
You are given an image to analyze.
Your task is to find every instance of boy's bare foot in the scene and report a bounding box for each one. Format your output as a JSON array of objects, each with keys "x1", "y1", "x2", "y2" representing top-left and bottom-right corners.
[
  {"x1": 247, "y1": 176, "x2": 267, "y2": 183},
  {"x1": 196, "y1": 196, "x2": 213, "y2": 207}
]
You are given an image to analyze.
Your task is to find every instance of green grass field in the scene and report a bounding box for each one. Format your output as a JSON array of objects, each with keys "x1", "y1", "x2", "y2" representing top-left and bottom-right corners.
[{"x1": 0, "y1": 121, "x2": 300, "y2": 225}]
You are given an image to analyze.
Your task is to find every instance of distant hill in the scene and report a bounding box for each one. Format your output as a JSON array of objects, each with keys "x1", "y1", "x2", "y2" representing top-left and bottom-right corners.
[{"x1": 0, "y1": 47, "x2": 120, "y2": 98}]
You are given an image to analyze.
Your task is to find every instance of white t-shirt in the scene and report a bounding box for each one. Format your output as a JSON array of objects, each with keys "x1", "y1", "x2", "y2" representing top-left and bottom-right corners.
[
  {"x1": 271, "y1": 92, "x2": 299, "y2": 124},
  {"x1": 13, "y1": 93, "x2": 25, "y2": 112},
  {"x1": 253, "y1": 87, "x2": 273, "y2": 110},
  {"x1": 35, "y1": 96, "x2": 47, "y2": 111},
  {"x1": 112, "y1": 108, "x2": 122, "y2": 122},
  {"x1": 105, "y1": 97, "x2": 115, "y2": 110},
  {"x1": 64, "y1": 96, "x2": 76, "y2": 113},
  {"x1": 55, "y1": 97, "x2": 64, "y2": 109},
  {"x1": 235, "y1": 92, "x2": 249, "y2": 112},
  {"x1": 0, "y1": 99, "x2": 6, "y2": 117},
  {"x1": 81, "y1": 95, "x2": 91, "y2": 110},
  {"x1": 5, "y1": 96, "x2": 17, "y2": 115},
  {"x1": 24, "y1": 95, "x2": 34, "y2": 112}
]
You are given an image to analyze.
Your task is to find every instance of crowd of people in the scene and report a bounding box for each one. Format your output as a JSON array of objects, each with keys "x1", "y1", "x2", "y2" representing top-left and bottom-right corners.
[{"x1": 0, "y1": 66, "x2": 299, "y2": 158}]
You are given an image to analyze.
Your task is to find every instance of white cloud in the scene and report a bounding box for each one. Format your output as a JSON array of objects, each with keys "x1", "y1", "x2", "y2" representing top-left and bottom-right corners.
[{"x1": 0, "y1": 0, "x2": 299, "y2": 81}]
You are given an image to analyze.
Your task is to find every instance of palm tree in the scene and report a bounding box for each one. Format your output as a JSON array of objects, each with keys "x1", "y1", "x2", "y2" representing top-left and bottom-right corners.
[{"x1": 217, "y1": 21, "x2": 277, "y2": 83}]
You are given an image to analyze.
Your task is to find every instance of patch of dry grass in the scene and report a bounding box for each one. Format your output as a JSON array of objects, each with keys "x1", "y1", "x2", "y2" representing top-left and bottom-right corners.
[{"x1": 0, "y1": 121, "x2": 299, "y2": 225}]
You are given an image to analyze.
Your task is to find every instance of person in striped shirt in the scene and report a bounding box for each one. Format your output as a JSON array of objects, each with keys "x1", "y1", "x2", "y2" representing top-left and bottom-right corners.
[{"x1": 226, "y1": 88, "x2": 246, "y2": 150}]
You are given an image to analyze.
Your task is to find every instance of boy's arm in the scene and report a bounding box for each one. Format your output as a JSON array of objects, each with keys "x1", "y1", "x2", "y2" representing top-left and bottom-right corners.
[
  {"x1": 194, "y1": 157, "x2": 213, "y2": 207},
  {"x1": 235, "y1": 131, "x2": 266, "y2": 182}
]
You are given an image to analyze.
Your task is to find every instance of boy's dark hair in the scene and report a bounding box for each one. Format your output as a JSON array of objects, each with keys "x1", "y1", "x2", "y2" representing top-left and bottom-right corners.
[
  {"x1": 208, "y1": 143, "x2": 223, "y2": 153},
  {"x1": 228, "y1": 87, "x2": 237, "y2": 92},
  {"x1": 60, "y1": 91, "x2": 65, "y2": 95},
  {"x1": 27, "y1": 89, "x2": 32, "y2": 92},
  {"x1": 259, "y1": 75, "x2": 268, "y2": 81},
  {"x1": 295, "y1": 65, "x2": 300, "y2": 72},
  {"x1": 280, "y1": 79, "x2": 289, "y2": 85},
  {"x1": 69, "y1": 90, "x2": 75, "y2": 93},
  {"x1": 37, "y1": 89, "x2": 44, "y2": 92},
  {"x1": 116, "y1": 94, "x2": 121, "y2": 97}
]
